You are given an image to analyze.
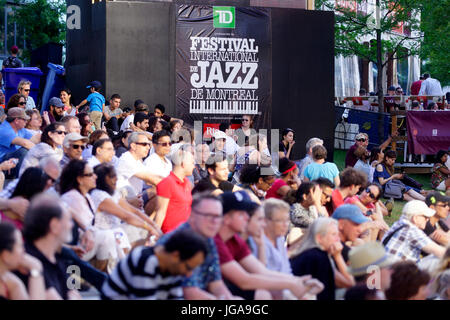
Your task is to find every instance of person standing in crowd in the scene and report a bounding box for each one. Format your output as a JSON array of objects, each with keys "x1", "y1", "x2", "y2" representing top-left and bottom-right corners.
[
  {"x1": 298, "y1": 137, "x2": 324, "y2": 180},
  {"x1": 0, "y1": 108, "x2": 36, "y2": 179},
  {"x1": 411, "y1": 75, "x2": 424, "y2": 95},
  {"x1": 76, "y1": 81, "x2": 106, "y2": 131},
  {"x1": 266, "y1": 158, "x2": 301, "y2": 200},
  {"x1": 419, "y1": 73, "x2": 444, "y2": 96},
  {"x1": 60, "y1": 115, "x2": 81, "y2": 135},
  {"x1": 385, "y1": 261, "x2": 431, "y2": 300},
  {"x1": 331, "y1": 168, "x2": 367, "y2": 211},
  {"x1": 101, "y1": 229, "x2": 208, "y2": 300},
  {"x1": 0, "y1": 222, "x2": 47, "y2": 300},
  {"x1": 290, "y1": 217, "x2": 354, "y2": 300},
  {"x1": 103, "y1": 94, "x2": 125, "y2": 133},
  {"x1": 2, "y1": 45, "x2": 23, "y2": 69},
  {"x1": 17, "y1": 81, "x2": 35, "y2": 111},
  {"x1": 215, "y1": 191, "x2": 324, "y2": 300},
  {"x1": 383, "y1": 200, "x2": 446, "y2": 263},
  {"x1": 278, "y1": 128, "x2": 295, "y2": 160},
  {"x1": 234, "y1": 115, "x2": 256, "y2": 146},
  {"x1": 154, "y1": 147, "x2": 194, "y2": 233},
  {"x1": 158, "y1": 194, "x2": 240, "y2": 300},
  {"x1": 60, "y1": 88, "x2": 76, "y2": 116},
  {"x1": 303, "y1": 145, "x2": 340, "y2": 187},
  {"x1": 60, "y1": 133, "x2": 88, "y2": 167},
  {"x1": 431, "y1": 150, "x2": 450, "y2": 192}
]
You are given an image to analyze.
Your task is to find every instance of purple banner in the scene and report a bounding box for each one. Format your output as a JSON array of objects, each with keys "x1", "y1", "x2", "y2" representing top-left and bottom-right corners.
[{"x1": 406, "y1": 111, "x2": 450, "y2": 155}]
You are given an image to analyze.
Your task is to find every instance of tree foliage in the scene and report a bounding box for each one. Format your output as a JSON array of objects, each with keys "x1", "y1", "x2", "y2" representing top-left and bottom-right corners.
[
  {"x1": 12, "y1": 0, "x2": 66, "y2": 63},
  {"x1": 316, "y1": 0, "x2": 423, "y2": 67},
  {"x1": 419, "y1": 0, "x2": 450, "y2": 86}
]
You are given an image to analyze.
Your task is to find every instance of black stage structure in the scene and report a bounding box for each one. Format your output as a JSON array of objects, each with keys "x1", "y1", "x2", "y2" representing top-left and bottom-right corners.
[{"x1": 66, "y1": 0, "x2": 334, "y2": 160}]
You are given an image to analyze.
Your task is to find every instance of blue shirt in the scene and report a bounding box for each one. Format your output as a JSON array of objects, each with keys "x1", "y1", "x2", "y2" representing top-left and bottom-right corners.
[
  {"x1": 86, "y1": 92, "x2": 105, "y2": 113},
  {"x1": 303, "y1": 162, "x2": 339, "y2": 183},
  {"x1": 0, "y1": 121, "x2": 33, "y2": 160},
  {"x1": 157, "y1": 222, "x2": 222, "y2": 289}
]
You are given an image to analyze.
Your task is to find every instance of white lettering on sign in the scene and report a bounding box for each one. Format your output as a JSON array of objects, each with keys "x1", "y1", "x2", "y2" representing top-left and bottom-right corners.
[{"x1": 432, "y1": 129, "x2": 438, "y2": 136}]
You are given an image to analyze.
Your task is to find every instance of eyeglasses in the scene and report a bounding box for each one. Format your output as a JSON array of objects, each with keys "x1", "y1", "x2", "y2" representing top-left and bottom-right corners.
[
  {"x1": 156, "y1": 142, "x2": 172, "y2": 147},
  {"x1": 322, "y1": 191, "x2": 332, "y2": 199},
  {"x1": 435, "y1": 203, "x2": 449, "y2": 208},
  {"x1": 242, "y1": 119, "x2": 249, "y2": 122},
  {"x1": 18, "y1": 102, "x2": 26, "y2": 105},
  {"x1": 82, "y1": 172, "x2": 95, "y2": 177},
  {"x1": 42, "y1": 172, "x2": 56, "y2": 184},
  {"x1": 53, "y1": 130, "x2": 67, "y2": 135},
  {"x1": 193, "y1": 210, "x2": 223, "y2": 222},
  {"x1": 365, "y1": 188, "x2": 378, "y2": 200},
  {"x1": 135, "y1": 142, "x2": 151, "y2": 147},
  {"x1": 71, "y1": 144, "x2": 86, "y2": 150}
]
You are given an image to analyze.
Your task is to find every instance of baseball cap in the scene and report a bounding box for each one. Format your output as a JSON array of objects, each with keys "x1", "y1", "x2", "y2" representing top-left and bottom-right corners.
[
  {"x1": 7, "y1": 107, "x2": 30, "y2": 120},
  {"x1": 348, "y1": 241, "x2": 395, "y2": 276},
  {"x1": 63, "y1": 133, "x2": 88, "y2": 146},
  {"x1": 48, "y1": 97, "x2": 64, "y2": 108},
  {"x1": 355, "y1": 133, "x2": 367, "y2": 141},
  {"x1": 388, "y1": 86, "x2": 396, "y2": 92},
  {"x1": 332, "y1": 204, "x2": 370, "y2": 224},
  {"x1": 425, "y1": 192, "x2": 450, "y2": 207},
  {"x1": 402, "y1": 200, "x2": 435, "y2": 218},
  {"x1": 220, "y1": 191, "x2": 259, "y2": 215},
  {"x1": 213, "y1": 130, "x2": 227, "y2": 140},
  {"x1": 87, "y1": 80, "x2": 102, "y2": 89}
]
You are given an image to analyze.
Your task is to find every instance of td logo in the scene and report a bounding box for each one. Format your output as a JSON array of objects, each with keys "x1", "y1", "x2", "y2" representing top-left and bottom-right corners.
[{"x1": 213, "y1": 6, "x2": 235, "y2": 29}]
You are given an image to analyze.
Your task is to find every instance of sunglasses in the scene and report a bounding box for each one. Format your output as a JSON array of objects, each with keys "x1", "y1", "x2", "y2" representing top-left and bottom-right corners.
[
  {"x1": 42, "y1": 172, "x2": 56, "y2": 184},
  {"x1": 156, "y1": 142, "x2": 172, "y2": 147},
  {"x1": 18, "y1": 102, "x2": 26, "y2": 105},
  {"x1": 53, "y1": 130, "x2": 67, "y2": 135},
  {"x1": 356, "y1": 138, "x2": 367, "y2": 142},
  {"x1": 23, "y1": 89, "x2": 30, "y2": 92},
  {"x1": 71, "y1": 144, "x2": 86, "y2": 150},
  {"x1": 135, "y1": 142, "x2": 151, "y2": 147},
  {"x1": 366, "y1": 188, "x2": 377, "y2": 200}
]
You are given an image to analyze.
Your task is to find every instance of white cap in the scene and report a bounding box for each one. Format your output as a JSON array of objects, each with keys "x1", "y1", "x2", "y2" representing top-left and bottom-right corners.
[
  {"x1": 213, "y1": 130, "x2": 227, "y2": 140},
  {"x1": 402, "y1": 200, "x2": 435, "y2": 220}
]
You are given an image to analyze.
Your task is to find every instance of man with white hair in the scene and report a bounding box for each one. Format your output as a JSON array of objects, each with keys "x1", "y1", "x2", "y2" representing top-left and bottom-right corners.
[
  {"x1": 298, "y1": 137, "x2": 323, "y2": 180},
  {"x1": 17, "y1": 80, "x2": 36, "y2": 110},
  {"x1": 382, "y1": 200, "x2": 446, "y2": 262},
  {"x1": 60, "y1": 133, "x2": 88, "y2": 167},
  {"x1": 60, "y1": 115, "x2": 81, "y2": 134}
]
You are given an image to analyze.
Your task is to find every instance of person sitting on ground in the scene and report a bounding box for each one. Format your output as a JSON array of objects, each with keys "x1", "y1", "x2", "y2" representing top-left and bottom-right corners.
[
  {"x1": 211, "y1": 130, "x2": 236, "y2": 169},
  {"x1": 238, "y1": 164, "x2": 276, "y2": 202},
  {"x1": 60, "y1": 115, "x2": 81, "y2": 135},
  {"x1": 119, "y1": 100, "x2": 145, "y2": 132},
  {"x1": 233, "y1": 115, "x2": 256, "y2": 147},
  {"x1": 218, "y1": 122, "x2": 239, "y2": 159},
  {"x1": 312, "y1": 177, "x2": 335, "y2": 216},
  {"x1": 215, "y1": 191, "x2": 324, "y2": 300},
  {"x1": 192, "y1": 152, "x2": 241, "y2": 196},
  {"x1": 25, "y1": 109, "x2": 42, "y2": 136},
  {"x1": 298, "y1": 137, "x2": 324, "y2": 180},
  {"x1": 43, "y1": 98, "x2": 65, "y2": 127},
  {"x1": 5, "y1": 94, "x2": 26, "y2": 114},
  {"x1": 87, "y1": 138, "x2": 118, "y2": 169},
  {"x1": 144, "y1": 130, "x2": 173, "y2": 178},
  {"x1": 303, "y1": 145, "x2": 340, "y2": 187},
  {"x1": 278, "y1": 128, "x2": 295, "y2": 161},
  {"x1": 82, "y1": 129, "x2": 109, "y2": 161},
  {"x1": 0, "y1": 108, "x2": 38, "y2": 179},
  {"x1": 289, "y1": 217, "x2": 354, "y2": 300},
  {"x1": 59, "y1": 159, "x2": 121, "y2": 272},
  {"x1": 132, "y1": 112, "x2": 149, "y2": 133},
  {"x1": 344, "y1": 284, "x2": 384, "y2": 300},
  {"x1": 90, "y1": 164, "x2": 161, "y2": 253},
  {"x1": 192, "y1": 143, "x2": 211, "y2": 184},
  {"x1": 157, "y1": 194, "x2": 240, "y2": 300},
  {"x1": 331, "y1": 168, "x2": 367, "y2": 211},
  {"x1": 266, "y1": 158, "x2": 301, "y2": 200},
  {"x1": 17, "y1": 80, "x2": 35, "y2": 111},
  {"x1": 114, "y1": 130, "x2": 132, "y2": 158},
  {"x1": 19, "y1": 122, "x2": 65, "y2": 175},
  {"x1": 60, "y1": 88, "x2": 76, "y2": 116},
  {"x1": 353, "y1": 146, "x2": 373, "y2": 182},
  {"x1": 76, "y1": 112, "x2": 93, "y2": 138},
  {"x1": 154, "y1": 147, "x2": 195, "y2": 233},
  {"x1": 0, "y1": 222, "x2": 47, "y2": 300},
  {"x1": 431, "y1": 150, "x2": 450, "y2": 192},
  {"x1": 101, "y1": 229, "x2": 208, "y2": 300},
  {"x1": 385, "y1": 261, "x2": 431, "y2": 300},
  {"x1": 423, "y1": 192, "x2": 450, "y2": 247},
  {"x1": 60, "y1": 133, "x2": 88, "y2": 168},
  {"x1": 347, "y1": 241, "x2": 394, "y2": 299},
  {"x1": 345, "y1": 132, "x2": 396, "y2": 168},
  {"x1": 103, "y1": 94, "x2": 125, "y2": 133},
  {"x1": 240, "y1": 205, "x2": 267, "y2": 266},
  {"x1": 149, "y1": 103, "x2": 184, "y2": 125},
  {"x1": 382, "y1": 200, "x2": 446, "y2": 263},
  {"x1": 20, "y1": 193, "x2": 81, "y2": 300},
  {"x1": 374, "y1": 150, "x2": 426, "y2": 201}
]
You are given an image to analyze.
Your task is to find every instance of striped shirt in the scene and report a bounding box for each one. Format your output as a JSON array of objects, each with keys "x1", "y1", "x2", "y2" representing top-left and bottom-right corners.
[{"x1": 101, "y1": 246, "x2": 184, "y2": 300}]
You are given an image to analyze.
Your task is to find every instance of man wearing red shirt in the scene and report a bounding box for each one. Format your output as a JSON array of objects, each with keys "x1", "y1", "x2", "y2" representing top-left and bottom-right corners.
[
  {"x1": 155, "y1": 147, "x2": 195, "y2": 233},
  {"x1": 410, "y1": 76, "x2": 424, "y2": 96},
  {"x1": 331, "y1": 168, "x2": 367, "y2": 212}
]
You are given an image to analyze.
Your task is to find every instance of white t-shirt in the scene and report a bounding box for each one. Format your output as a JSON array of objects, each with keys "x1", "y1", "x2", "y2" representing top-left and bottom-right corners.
[
  {"x1": 116, "y1": 151, "x2": 149, "y2": 197},
  {"x1": 120, "y1": 114, "x2": 134, "y2": 132},
  {"x1": 144, "y1": 152, "x2": 172, "y2": 178},
  {"x1": 90, "y1": 189, "x2": 122, "y2": 230},
  {"x1": 61, "y1": 189, "x2": 96, "y2": 228}
]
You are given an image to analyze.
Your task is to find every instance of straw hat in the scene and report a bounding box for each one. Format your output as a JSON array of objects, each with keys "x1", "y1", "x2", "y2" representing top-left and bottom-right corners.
[{"x1": 348, "y1": 241, "x2": 395, "y2": 276}]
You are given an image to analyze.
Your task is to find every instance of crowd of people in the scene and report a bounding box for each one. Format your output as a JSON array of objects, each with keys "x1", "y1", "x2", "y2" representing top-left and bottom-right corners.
[{"x1": 0, "y1": 76, "x2": 449, "y2": 301}]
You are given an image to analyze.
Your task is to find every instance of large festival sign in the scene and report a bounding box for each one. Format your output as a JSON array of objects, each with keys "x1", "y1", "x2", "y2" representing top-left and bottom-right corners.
[{"x1": 176, "y1": 5, "x2": 272, "y2": 137}]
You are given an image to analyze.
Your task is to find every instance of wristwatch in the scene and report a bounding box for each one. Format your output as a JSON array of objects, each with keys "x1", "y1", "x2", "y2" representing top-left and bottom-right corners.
[{"x1": 30, "y1": 269, "x2": 42, "y2": 278}]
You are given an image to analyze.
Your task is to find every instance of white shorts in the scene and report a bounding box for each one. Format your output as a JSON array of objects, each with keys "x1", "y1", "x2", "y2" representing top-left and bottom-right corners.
[
  {"x1": 436, "y1": 180, "x2": 446, "y2": 191},
  {"x1": 82, "y1": 228, "x2": 120, "y2": 261}
]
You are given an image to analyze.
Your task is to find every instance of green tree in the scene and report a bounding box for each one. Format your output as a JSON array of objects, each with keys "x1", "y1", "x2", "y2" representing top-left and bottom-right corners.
[
  {"x1": 12, "y1": 0, "x2": 66, "y2": 63},
  {"x1": 420, "y1": 0, "x2": 450, "y2": 86}
]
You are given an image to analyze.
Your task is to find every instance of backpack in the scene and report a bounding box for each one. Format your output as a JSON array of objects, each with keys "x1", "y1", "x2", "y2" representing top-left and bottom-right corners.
[
  {"x1": 3, "y1": 56, "x2": 22, "y2": 68},
  {"x1": 383, "y1": 179, "x2": 406, "y2": 200}
]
